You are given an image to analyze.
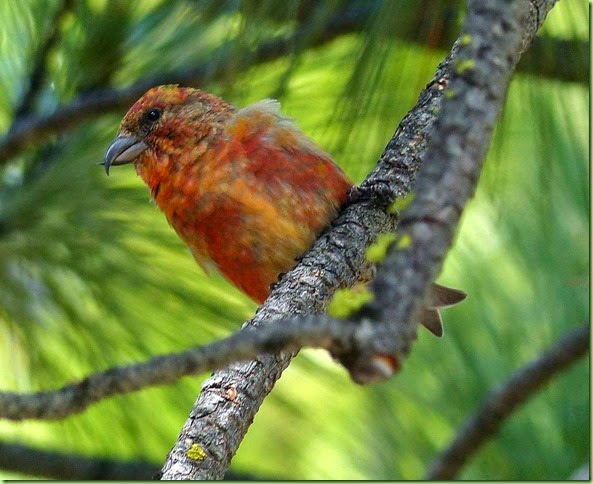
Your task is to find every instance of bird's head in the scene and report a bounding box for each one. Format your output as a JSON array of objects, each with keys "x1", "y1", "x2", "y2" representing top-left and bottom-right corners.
[{"x1": 104, "y1": 85, "x2": 234, "y2": 175}]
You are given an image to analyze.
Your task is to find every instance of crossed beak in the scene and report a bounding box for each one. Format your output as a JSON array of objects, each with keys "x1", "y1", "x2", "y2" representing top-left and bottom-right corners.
[{"x1": 103, "y1": 135, "x2": 148, "y2": 175}]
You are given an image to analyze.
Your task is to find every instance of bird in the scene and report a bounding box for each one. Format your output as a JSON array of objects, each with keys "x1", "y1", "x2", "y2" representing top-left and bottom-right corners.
[{"x1": 104, "y1": 85, "x2": 465, "y2": 335}]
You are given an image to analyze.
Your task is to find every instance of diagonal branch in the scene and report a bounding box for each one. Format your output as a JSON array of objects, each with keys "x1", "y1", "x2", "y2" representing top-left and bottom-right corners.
[
  {"x1": 425, "y1": 324, "x2": 590, "y2": 480},
  {"x1": 0, "y1": 314, "x2": 347, "y2": 420},
  {"x1": 336, "y1": 0, "x2": 558, "y2": 381},
  {"x1": 158, "y1": 0, "x2": 558, "y2": 480}
]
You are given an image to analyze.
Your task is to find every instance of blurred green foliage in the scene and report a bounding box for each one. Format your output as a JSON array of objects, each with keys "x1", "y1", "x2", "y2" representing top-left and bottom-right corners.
[{"x1": 0, "y1": 0, "x2": 588, "y2": 480}]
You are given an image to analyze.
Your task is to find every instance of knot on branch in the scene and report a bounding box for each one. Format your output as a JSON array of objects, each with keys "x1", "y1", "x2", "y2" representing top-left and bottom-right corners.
[{"x1": 331, "y1": 315, "x2": 419, "y2": 385}]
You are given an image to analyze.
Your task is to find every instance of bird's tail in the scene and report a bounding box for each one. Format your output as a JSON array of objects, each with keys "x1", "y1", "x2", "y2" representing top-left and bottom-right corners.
[{"x1": 420, "y1": 283, "x2": 467, "y2": 337}]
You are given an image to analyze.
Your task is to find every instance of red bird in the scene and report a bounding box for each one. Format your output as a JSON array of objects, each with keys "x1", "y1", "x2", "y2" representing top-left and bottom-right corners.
[{"x1": 105, "y1": 85, "x2": 464, "y2": 335}]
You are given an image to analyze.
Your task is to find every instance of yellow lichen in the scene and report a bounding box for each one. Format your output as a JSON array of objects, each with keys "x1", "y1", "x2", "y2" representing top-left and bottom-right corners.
[
  {"x1": 365, "y1": 233, "x2": 397, "y2": 263},
  {"x1": 387, "y1": 193, "x2": 415, "y2": 214},
  {"x1": 444, "y1": 88, "x2": 457, "y2": 99},
  {"x1": 328, "y1": 286, "x2": 374, "y2": 319},
  {"x1": 395, "y1": 233, "x2": 412, "y2": 249},
  {"x1": 460, "y1": 34, "x2": 473, "y2": 46},
  {"x1": 455, "y1": 58, "x2": 476, "y2": 74},
  {"x1": 186, "y1": 443, "x2": 206, "y2": 461}
]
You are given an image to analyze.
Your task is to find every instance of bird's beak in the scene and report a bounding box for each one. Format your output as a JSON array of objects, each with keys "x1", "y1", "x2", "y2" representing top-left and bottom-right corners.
[{"x1": 103, "y1": 135, "x2": 148, "y2": 175}]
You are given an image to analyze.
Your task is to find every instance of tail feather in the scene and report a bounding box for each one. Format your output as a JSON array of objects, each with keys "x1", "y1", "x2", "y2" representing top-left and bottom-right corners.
[
  {"x1": 420, "y1": 308, "x2": 444, "y2": 337},
  {"x1": 429, "y1": 283, "x2": 467, "y2": 308},
  {"x1": 420, "y1": 283, "x2": 467, "y2": 337}
]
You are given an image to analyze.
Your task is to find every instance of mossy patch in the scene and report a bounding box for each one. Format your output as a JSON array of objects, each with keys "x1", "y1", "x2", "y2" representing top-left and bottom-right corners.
[{"x1": 328, "y1": 286, "x2": 374, "y2": 319}]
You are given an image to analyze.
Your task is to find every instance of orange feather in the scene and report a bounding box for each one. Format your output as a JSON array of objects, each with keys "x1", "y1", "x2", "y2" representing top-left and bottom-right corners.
[
  {"x1": 110, "y1": 86, "x2": 351, "y2": 302},
  {"x1": 105, "y1": 85, "x2": 465, "y2": 335}
]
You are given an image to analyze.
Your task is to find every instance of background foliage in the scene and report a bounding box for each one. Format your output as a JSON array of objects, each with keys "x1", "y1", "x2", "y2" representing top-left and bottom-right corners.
[{"x1": 0, "y1": 0, "x2": 588, "y2": 479}]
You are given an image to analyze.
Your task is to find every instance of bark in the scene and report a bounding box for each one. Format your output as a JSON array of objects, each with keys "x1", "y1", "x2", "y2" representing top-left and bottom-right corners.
[{"x1": 159, "y1": 0, "x2": 558, "y2": 479}]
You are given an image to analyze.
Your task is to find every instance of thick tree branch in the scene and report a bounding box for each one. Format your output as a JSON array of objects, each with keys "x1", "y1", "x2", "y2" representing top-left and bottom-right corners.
[
  {"x1": 425, "y1": 324, "x2": 590, "y2": 480},
  {"x1": 159, "y1": 0, "x2": 558, "y2": 479},
  {"x1": 338, "y1": 0, "x2": 557, "y2": 381},
  {"x1": 0, "y1": 0, "x2": 562, "y2": 478}
]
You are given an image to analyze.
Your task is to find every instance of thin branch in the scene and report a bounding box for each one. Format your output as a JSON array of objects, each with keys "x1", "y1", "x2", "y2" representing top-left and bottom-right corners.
[
  {"x1": 0, "y1": 441, "x2": 159, "y2": 480},
  {"x1": 517, "y1": 35, "x2": 588, "y2": 85},
  {"x1": 0, "y1": 314, "x2": 371, "y2": 420},
  {"x1": 425, "y1": 324, "x2": 590, "y2": 480},
  {"x1": 0, "y1": 3, "x2": 584, "y2": 164},
  {"x1": 0, "y1": 441, "x2": 264, "y2": 480},
  {"x1": 0, "y1": 3, "x2": 370, "y2": 164}
]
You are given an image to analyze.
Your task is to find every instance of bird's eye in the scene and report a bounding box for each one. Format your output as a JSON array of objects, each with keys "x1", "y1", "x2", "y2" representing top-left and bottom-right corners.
[{"x1": 144, "y1": 108, "x2": 162, "y2": 123}]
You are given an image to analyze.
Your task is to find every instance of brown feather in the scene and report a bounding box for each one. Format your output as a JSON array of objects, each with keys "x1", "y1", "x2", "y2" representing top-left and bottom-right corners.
[
  {"x1": 420, "y1": 307, "x2": 444, "y2": 337},
  {"x1": 419, "y1": 283, "x2": 467, "y2": 337}
]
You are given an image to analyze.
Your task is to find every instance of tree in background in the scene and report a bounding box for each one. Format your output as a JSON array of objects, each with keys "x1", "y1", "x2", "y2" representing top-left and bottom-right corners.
[{"x1": 0, "y1": 0, "x2": 588, "y2": 480}]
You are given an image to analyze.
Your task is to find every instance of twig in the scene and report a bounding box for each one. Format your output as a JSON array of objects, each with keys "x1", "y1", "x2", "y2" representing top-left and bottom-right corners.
[
  {"x1": 0, "y1": 3, "x2": 584, "y2": 164},
  {"x1": 0, "y1": 4, "x2": 370, "y2": 164},
  {"x1": 0, "y1": 441, "x2": 263, "y2": 480},
  {"x1": 0, "y1": 314, "x2": 372, "y2": 420},
  {"x1": 425, "y1": 324, "x2": 590, "y2": 480}
]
